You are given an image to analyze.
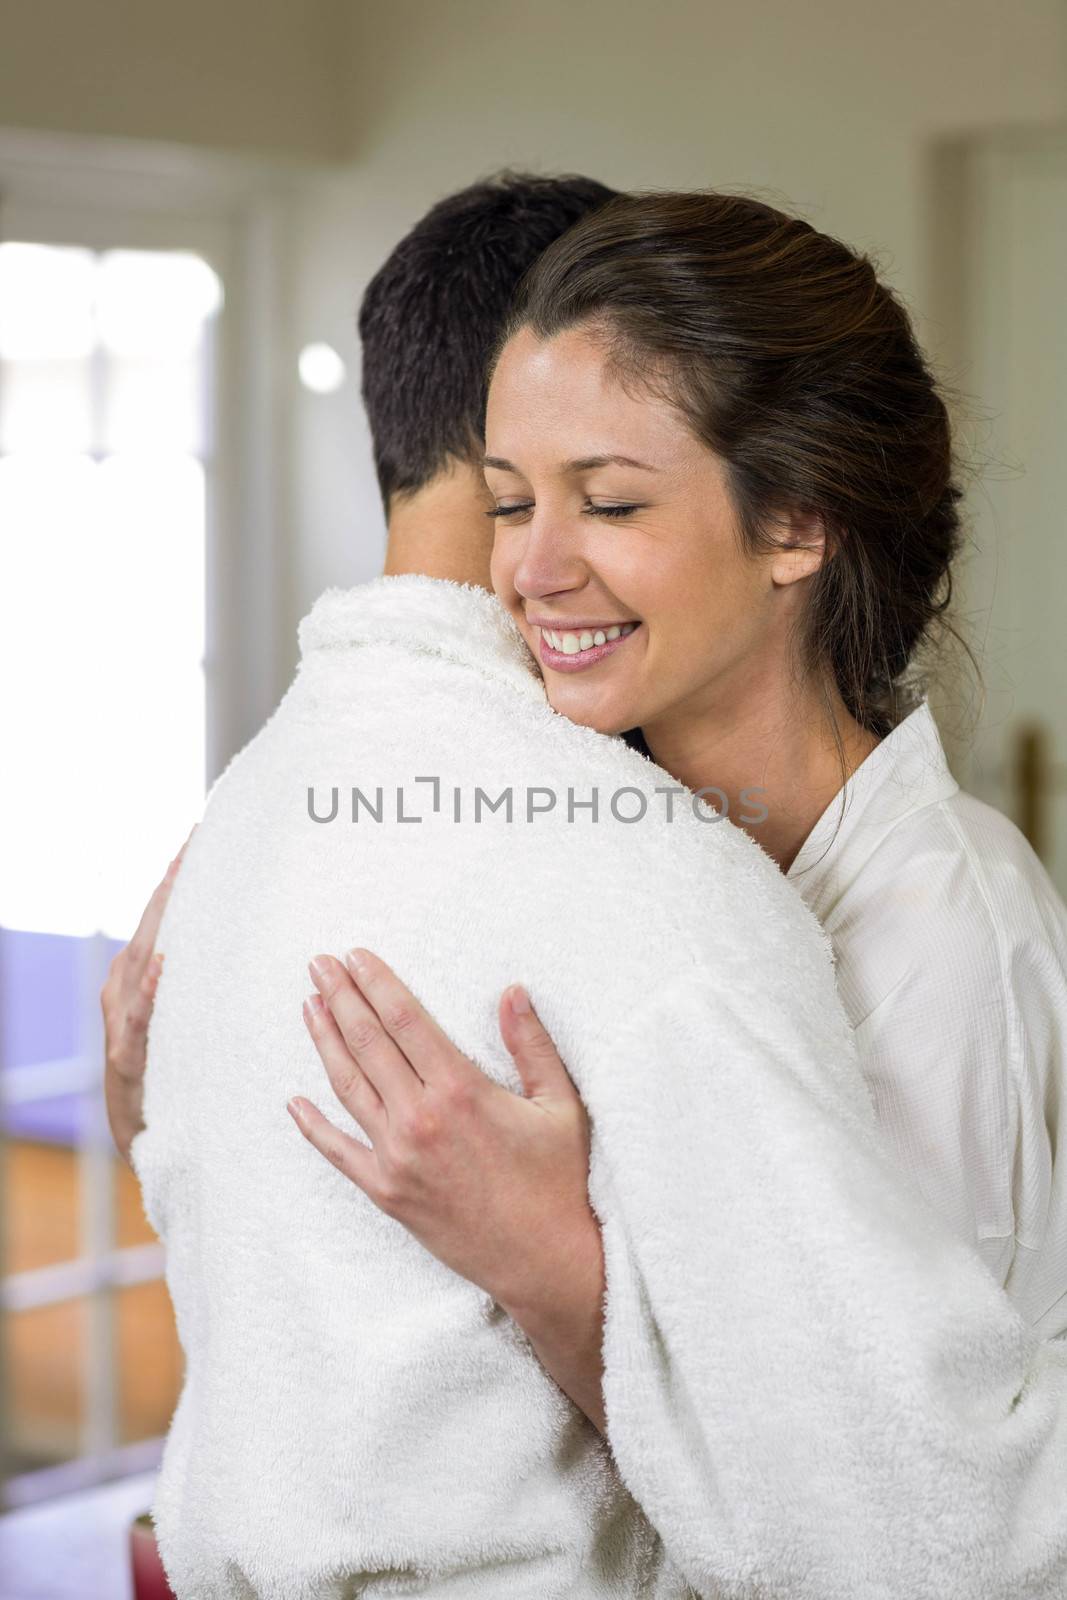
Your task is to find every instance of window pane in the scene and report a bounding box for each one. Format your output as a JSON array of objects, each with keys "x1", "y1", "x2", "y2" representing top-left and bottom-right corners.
[
  {"x1": 102, "y1": 349, "x2": 205, "y2": 456},
  {"x1": 96, "y1": 250, "x2": 222, "y2": 359},
  {"x1": 0, "y1": 357, "x2": 93, "y2": 455},
  {"x1": 92, "y1": 454, "x2": 206, "y2": 937},
  {"x1": 0, "y1": 456, "x2": 106, "y2": 935},
  {"x1": 2, "y1": 1119, "x2": 81, "y2": 1272},
  {"x1": 97, "y1": 251, "x2": 220, "y2": 458},
  {"x1": 0, "y1": 928, "x2": 126, "y2": 1270},
  {"x1": 0, "y1": 244, "x2": 95, "y2": 360},
  {"x1": 6, "y1": 1300, "x2": 86, "y2": 1473},
  {"x1": 0, "y1": 454, "x2": 205, "y2": 937}
]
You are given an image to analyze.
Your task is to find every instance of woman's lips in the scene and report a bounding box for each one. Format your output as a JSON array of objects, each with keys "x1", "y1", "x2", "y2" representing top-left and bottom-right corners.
[{"x1": 538, "y1": 623, "x2": 641, "y2": 673}]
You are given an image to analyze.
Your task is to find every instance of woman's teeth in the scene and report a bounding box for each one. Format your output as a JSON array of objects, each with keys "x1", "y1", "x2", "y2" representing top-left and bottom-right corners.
[{"x1": 542, "y1": 622, "x2": 637, "y2": 655}]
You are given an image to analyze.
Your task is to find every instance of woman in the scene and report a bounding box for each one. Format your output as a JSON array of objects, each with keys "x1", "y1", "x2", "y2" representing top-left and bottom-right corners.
[{"x1": 468, "y1": 189, "x2": 1067, "y2": 1339}]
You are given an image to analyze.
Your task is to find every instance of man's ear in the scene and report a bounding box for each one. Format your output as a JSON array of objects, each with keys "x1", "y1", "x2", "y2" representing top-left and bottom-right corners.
[{"x1": 769, "y1": 509, "x2": 830, "y2": 588}]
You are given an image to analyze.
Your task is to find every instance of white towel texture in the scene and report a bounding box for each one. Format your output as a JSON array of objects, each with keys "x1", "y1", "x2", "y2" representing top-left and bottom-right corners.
[{"x1": 131, "y1": 574, "x2": 1067, "y2": 1600}]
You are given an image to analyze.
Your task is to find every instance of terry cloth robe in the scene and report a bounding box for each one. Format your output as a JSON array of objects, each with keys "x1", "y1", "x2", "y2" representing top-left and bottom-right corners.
[{"x1": 132, "y1": 574, "x2": 1067, "y2": 1600}]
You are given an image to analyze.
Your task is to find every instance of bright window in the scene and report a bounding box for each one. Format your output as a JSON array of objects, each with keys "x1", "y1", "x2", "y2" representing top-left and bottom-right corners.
[
  {"x1": 0, "y1": 241, "x2": 220, "y2": 1500},
  {"x1": 0, "y1": 244, "x2": 220, "y2": 937}
]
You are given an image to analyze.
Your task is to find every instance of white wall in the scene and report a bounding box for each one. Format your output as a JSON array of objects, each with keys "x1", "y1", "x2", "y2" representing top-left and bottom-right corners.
[
  {"x1": 0, "y1": 0, "x2": 349, "y2": 159},
  {"x1": 284, "y1": 0, "x2": 1067, "y2": 678}
]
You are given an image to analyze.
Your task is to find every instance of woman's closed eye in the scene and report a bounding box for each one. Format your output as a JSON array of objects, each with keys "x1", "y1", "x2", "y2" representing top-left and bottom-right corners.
[{"x1": 485, "y1": 501, "x2": 646, "y2": 521}]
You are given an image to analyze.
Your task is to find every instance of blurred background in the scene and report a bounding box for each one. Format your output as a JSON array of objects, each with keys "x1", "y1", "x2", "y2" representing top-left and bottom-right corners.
[{"x1": 0, "y1": 0, "x2": 1065, "y2": 1589}]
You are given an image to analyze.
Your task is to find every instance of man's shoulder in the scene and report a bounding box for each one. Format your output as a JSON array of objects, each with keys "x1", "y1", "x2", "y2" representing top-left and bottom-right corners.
[{"x1": 194, "y1": 635, "x2": 825, "y2": 979}]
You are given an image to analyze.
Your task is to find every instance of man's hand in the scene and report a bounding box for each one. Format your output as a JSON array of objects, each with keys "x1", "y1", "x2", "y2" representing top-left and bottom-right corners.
[{"x1": 101, "y1": 827, "x2": 196, "y2": 1164}]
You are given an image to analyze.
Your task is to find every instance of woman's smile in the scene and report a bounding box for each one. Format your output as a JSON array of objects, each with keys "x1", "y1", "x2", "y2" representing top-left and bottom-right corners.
[{"x1": 532, "y1": 618, "x2": 641, "y2": 671}]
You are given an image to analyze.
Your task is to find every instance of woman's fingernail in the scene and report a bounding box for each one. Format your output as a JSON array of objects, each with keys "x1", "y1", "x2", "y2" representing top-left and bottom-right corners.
[
  {"x1": 308, "y1": 956, "x2": 329, "y2": 983},
  {"x1": 304, "y1": 992, "x2": 324, "y2": 1015},
  {"x1": 345, "y1": 948, "x2": 368, "y2": 979},
  {"x1": 510, "y1": 986, "x2": 531, "y2": 1015},
  {"x1": 287, "y1": 1098, "x2": 305, "y2": 1120}
]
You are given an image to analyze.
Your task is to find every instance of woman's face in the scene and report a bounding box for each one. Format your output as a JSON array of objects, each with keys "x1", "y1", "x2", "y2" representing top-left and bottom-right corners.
[{"x1": 486, "y1": 324, "x2": 816, "y2": 740}]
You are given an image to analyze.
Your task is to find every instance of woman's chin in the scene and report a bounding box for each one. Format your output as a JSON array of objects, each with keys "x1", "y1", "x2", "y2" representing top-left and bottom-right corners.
[{"x1": 544, "y1": 691, "x2": 633, "y2": 737}]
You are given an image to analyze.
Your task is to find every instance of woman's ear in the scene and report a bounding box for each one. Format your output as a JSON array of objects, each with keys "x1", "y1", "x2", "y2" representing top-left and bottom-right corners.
[{"x1": 769, "y1": 509, "x2": 829, "y2": 588}]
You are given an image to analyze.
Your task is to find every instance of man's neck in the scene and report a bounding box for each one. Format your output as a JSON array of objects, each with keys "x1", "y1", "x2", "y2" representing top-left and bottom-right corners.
[{"x1": 384, "y1": 462, "x2": 494, "y2": 589}]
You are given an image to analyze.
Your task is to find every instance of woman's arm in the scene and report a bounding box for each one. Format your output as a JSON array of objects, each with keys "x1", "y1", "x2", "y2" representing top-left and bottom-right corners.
[
  {"x1": 298, "y1": 948, "x2": 1067, "y2": 1599},
  {"x1": 496, "y1": 1209, "x2": 608, "y2": 1437},
  {"x1": 294, "y1": 949, "x2": 610, "y2": 1433}
]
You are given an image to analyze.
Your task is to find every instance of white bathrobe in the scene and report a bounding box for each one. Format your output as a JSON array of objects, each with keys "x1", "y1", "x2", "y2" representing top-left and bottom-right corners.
[{"x1": 132, "y1": 574, "x2": 1067, "y2": 1600}]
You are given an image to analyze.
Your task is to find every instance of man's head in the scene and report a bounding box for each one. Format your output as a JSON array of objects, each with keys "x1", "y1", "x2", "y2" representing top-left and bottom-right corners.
[{"x1": 358, "y1": 171, "x2": 618, "y2": 583}]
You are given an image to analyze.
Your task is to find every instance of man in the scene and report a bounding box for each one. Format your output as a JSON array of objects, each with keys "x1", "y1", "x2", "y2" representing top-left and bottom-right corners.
[
  {"x1": 108, "y1": 171, "x2": 685, "y2": 1598},
  {"x1": 104, "y1": 174, "x2": 1067, "y2": 1600},
  {"x1": 104, "y1": 169, "x2": 617, "y2": 1158}
]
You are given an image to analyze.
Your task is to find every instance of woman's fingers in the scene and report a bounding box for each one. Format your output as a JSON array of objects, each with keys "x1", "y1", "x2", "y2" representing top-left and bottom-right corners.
[
  {"x1": 498, "y1": 985, "x2": 581, "y2": 1104},
  {"x1": 339, "y1": 948, "x2": 476, "y2": 1092},
  {"x1": 306, "y1": 955, "x2": 422, "y2": 1120},
  {"x1": 123, "y1": 953, "x2": 164, "y2": 1048},
  {"x1": 124, "y1": 826, "x2": 196, "y2": 982},
  {"x1": 286, "y1": 1094, "x2": 378, "y2": 1196},
  {"x1": 301, "y1": 989, "x2": 386, "y2": 1140},
  {"x1": 102, "y1": 826, "x2": 197, "y2": 1104},
  {"x1": 119, "y1": 874, "x2": 172, "y2": 993}
]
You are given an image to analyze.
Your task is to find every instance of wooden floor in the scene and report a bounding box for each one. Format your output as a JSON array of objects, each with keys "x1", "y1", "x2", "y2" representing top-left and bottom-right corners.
[{"x1": 3, "y1": 1141, "x2": 183, "y2": 1472}]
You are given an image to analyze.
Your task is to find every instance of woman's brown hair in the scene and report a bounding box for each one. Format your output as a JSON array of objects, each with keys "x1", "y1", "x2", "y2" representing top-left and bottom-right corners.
[{"x1": 496, "y1": 189, "x2": 977, "y2": 774}]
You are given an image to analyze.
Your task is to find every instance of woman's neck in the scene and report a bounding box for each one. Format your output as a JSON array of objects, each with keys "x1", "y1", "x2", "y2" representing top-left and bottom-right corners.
[{"x1": 641, "y1": 676, "x2": 881, "y2": 873}]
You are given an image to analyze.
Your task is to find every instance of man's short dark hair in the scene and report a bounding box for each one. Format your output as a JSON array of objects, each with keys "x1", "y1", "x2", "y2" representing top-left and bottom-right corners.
[{"x1": 358, "y1": 170, "x2": 618, "y2": 508}]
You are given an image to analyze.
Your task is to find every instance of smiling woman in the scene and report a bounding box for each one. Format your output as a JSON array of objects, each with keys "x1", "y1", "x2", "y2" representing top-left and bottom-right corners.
[
  {"x1": 498, "y1": 192, "x2": 969, "y2": 732},
  {"x1": 476, "y1": 188, "x2": 1067, "y2": 1344}
]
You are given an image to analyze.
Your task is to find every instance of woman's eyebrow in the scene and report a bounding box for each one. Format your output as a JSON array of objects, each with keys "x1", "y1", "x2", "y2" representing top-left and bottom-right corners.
[
  {"x1": 566, "y1": 454, "x2": 660, "y2": 473},
  {"x1": 482, "y1": 453, "x2": 659, "y2": 473}
]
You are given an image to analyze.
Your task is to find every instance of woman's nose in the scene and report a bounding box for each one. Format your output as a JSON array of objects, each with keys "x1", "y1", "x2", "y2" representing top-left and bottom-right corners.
[{"x1": 511, "y1": 511, "x2": 587, "y2": 599}]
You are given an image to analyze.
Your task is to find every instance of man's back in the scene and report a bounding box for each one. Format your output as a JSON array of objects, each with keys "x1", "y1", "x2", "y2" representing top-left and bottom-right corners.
[{"x1": 133, "y1": 574, "x2": 856, "y2": 1600}]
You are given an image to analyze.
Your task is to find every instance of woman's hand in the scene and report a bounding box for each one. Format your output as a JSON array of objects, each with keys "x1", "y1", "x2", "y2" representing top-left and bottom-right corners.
[
  {"x1": 291, "y1": 949, "x2": 608, "y2": 1431},
  {"x1": 100, "y1": 827, "x2": 196, "y2": 1163}
]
